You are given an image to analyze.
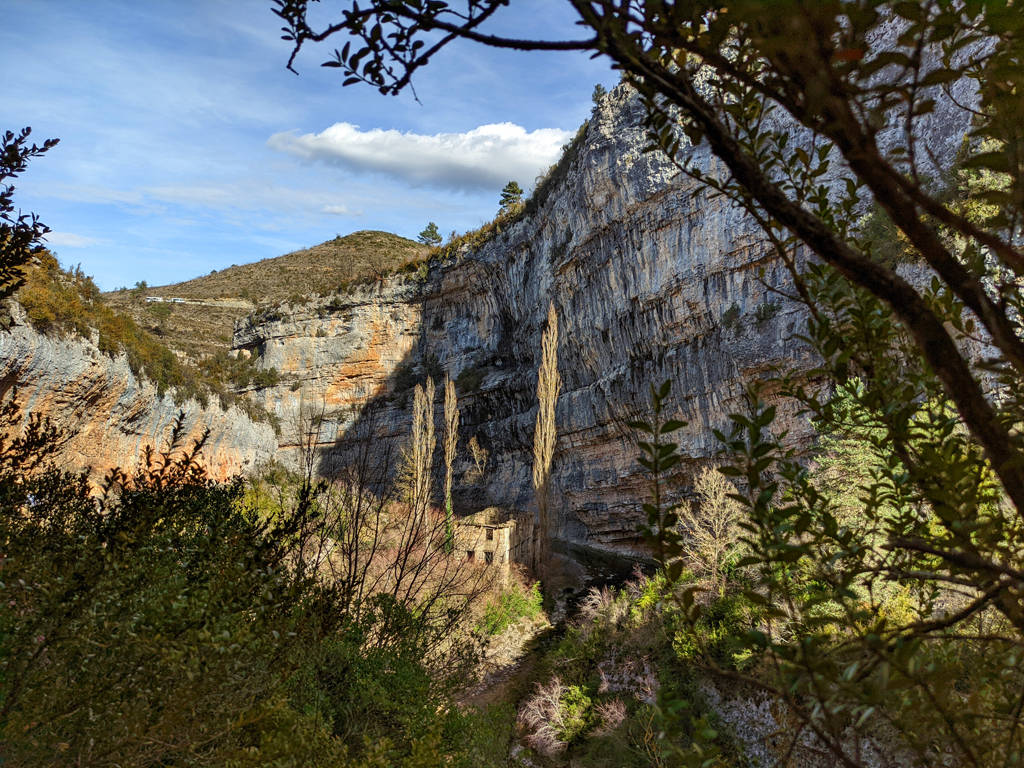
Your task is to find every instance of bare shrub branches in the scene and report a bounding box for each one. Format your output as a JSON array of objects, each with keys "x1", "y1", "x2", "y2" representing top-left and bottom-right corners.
[{"x1": 679, "y1": 467, "x2": 742, "y2": 593}]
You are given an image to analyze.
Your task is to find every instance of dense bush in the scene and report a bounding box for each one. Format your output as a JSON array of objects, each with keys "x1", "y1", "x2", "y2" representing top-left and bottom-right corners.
[
  {"x1": 199, "y1": 349, "x2": 280, "y2": 390},
  {"x1": 477, "y1": 580, "x2": 543, "y2": 636},
  {"x1": 0, "y1": 407, "x2": 334, "y2": 765},
  {"x1": 511, "y1": 574, "x2": 751, "y2": 766},
  {"x1": 455, "y1": 364, "x2": 485, "y2": 394},
  {"x1": 0, "y1": 394, "x2": 499, "y2": 767}
]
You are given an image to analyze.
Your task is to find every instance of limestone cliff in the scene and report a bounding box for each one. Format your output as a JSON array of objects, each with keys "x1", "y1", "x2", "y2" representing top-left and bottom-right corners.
[
  {"x1": 0, "y1": 316, "x2": 277, "y2": 483},
  {"x1": 234, "y1": 68, "x2": 974, "y2": 559},
  {"x1": 234, "y1": 85, "x2": 814, "y2": 558}
]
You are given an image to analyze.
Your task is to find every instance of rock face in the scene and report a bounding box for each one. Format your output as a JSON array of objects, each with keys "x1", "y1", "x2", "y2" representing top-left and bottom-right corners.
[
  {"x1": 0, "y1": 320, "x2": 277, "y2": 483},
  {"x1": 235, "y1": 84, "x2": 814, "y2": 558},
  {"x1": 236, "y1": 76, "x2": 972, "y2": 559}
]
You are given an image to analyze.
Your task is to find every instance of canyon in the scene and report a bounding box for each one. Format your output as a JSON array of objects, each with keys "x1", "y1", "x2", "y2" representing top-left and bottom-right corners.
[
  {"x1": 233, "y1": 83, "x2": 814, "y2": 559},
  {"x1": 3, "y1": 78, "x2": 970, "y2": 559}
]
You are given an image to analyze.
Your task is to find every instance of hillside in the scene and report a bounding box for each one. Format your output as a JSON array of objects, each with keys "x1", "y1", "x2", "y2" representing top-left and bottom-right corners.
[{"x1": 104, "y1": 230, "x2": 426, "y2": 363}]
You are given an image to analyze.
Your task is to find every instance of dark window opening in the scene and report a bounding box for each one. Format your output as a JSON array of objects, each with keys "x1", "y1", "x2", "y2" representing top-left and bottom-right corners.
[
  {"x1": 466, "y1": 551, "x2": 475, "y2": 562},
  {"x1": 484, "y1": 551, "x2": 494, "y2": 565},
  {"x1": 486, "y1": 527, "x2": 494, "y2": 541}
]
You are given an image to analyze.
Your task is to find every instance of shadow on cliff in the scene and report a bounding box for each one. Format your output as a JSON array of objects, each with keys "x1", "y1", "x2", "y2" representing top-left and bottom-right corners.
[{"x1": 309, "y1": 259, "x2": 540, "y2": 519}]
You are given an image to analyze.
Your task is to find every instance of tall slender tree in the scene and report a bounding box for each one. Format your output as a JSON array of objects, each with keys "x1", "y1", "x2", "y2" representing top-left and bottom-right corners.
[
  {"x1": 410, "y1": 376, "x2": 435, "y2": 549},
  {"x1": 532, "y1": 302, "x2": 560, "y2": 575},
  {"x1": 442, "y1": 376, "x2": 458, "y2": 554}
]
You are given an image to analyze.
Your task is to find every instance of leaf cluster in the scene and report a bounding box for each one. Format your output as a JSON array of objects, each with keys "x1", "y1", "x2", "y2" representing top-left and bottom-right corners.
[{"x1": 0, "y1": 127, "x2": 58, "y2": 303}]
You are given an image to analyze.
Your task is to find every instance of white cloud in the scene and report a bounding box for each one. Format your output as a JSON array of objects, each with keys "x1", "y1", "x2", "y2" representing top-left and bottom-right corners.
[
  {"x1": 45, "y1": 232, "x2": 107, "y2": 248},
  {"x1": 139, "y1": 183, "x2": 362, "y2": 219},
  {"x1": 321, "y1": 204, "x2": 358, "y2": 216},
  {"x1": 267, "y1": 122, "x2": 573, "y2": 191}
]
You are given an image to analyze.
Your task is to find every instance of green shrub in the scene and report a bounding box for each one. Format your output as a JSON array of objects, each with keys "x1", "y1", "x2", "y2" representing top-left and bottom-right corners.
[
  {"x1": 672, "y1": 591, "x2": 762, "y2": 670},
  {"x1": 0, "y1": 396, "x2": 486, "y2": 768},
  {"x1": 752, "y1": 300, "x2": 779, "y2": 328},
  {"x1": 456, "y1": 364, "x2": 485, "y2": 394},
  {"x1": 477, "y1": 581, "x2": 543, "y2": 636},
  {"x1": 557, "y1": 685, "x2": 596, "y2": 745},
  {"x1": 721, "y1": 302, "x2": 741, "y2": 334},
  {"x1": 0, "y1": 412, "x2": 337, "y2": 764},
  {"x1": 422, "y1": 352, "x2": 444, "y2": 382},
  {"x1": 392, "y1": 361, "x2": 417, "y2": 394},
  {"x1": 198, "y1": 349, "x2": 279, "y2": 392}
]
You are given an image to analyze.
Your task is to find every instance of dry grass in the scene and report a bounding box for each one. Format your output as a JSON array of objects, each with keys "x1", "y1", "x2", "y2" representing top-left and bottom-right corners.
[{"x1": 103, "y1": 230, "x2": 425, "y2": 365}]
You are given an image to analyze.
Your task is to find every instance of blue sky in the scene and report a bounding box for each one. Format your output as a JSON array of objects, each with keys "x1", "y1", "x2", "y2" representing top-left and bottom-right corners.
[{"x1": 1, "y1": 1, "x2": 616, "y2": 290}]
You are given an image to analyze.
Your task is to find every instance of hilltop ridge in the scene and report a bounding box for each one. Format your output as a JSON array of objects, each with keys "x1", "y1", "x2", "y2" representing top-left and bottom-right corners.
[{"x1": 104, "y1": 230, "x2": 425, "y2": 363}]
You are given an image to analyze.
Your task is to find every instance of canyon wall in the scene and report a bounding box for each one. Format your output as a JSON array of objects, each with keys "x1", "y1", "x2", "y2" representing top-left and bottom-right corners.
[
  {"x1": 0, "y1": 316, "x2": 277, "y2": 483},
  {"x1": 235, "y1": 84, "x2": 816, "y2": 558},
  {"x1": 0, "y1": 79, "x2": 968, "y2": 557}
]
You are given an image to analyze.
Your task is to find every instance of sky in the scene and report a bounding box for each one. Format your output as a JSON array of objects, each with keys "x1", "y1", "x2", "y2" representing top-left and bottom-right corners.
[{"x1": 1, "y1": 0, "x2": 616, "y2": 290}]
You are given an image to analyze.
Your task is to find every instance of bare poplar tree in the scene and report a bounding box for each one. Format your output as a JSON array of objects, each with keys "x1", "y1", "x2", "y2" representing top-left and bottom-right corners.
[
  {"x1": 410, "y1": 376, "x2": 435, "y2": 546},
  {"x1": 442, "y1": 376, "x2": 458, "y2": 553},
  {"x1": 465, "y1": 435, "x2": 488, "y2": 484},
  {"x1": 532, "y1": 302, "x2": 560, "y2": 575},
  {"x1": 679, "y1": 467, "x2": 741, "y2": 595}
]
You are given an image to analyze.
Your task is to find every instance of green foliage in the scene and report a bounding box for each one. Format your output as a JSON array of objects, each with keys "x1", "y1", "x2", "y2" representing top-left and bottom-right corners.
[
  {"x1": 17, "y1": 256, "x2": 277, "y2": 423},
  {"x1": 477, "y1": 581, "x2": 543, "y2": 636},
  {"x1": 282, "y1": 1, "x2": 1024, "y2": 762},
  {"x1": 499, "y1": 180, "x2": 523, "y2": 212},
  {"x1": 630, "y1": 380, "x2": 688, "y2": 573},
  {"x1": 752, "y1": 300, "x2": 779, "y2": 328},
  {"x1": 672, "y1": 592, "x2": 761, "y2": 671},
  {"x1": 721, "y1": 302, "x2": 741, "y2": 334},
  {"x1": 0, "y1": 127, "x2": 58, "y2": 303},
  {"x1": 199, "y1": 349, "x2": 280, "y2": 390},
  {"x1": 591, "y1": 83, "x2": 607, "y2": 105},
  {"x1": 0, "y1": 408, "x2": 332, "y2": 765},
  {"x1": 516, "y1": 575, "x2": 748, "y2": 766},
  {"x1": 417, "y1": 221, "x2": 442, "y2": 247},
  {"x1": 0, "y1": 393, "x2": 489, "y2": 767},
  {"x1": 19, "y1": 253, "x2": 194, "y2": 400},
  {"x1": 145, "y1": 298, "x2": 173, "y2": 329},
  {"x1": 557, "y1": 685, "x2": 596, "y2": 745},
  {"x1": 391, "y1": 360, "x2": 417, "y2": 397},
  {"x1": 421, "y1": 351, "x2": 443, "y2": 382},
  {"x1": 431, "y1": 219, "x2": 501, "y2": 262},
  {"x1": 455, "y1": 363, "x2": 485, "y2": 394}
]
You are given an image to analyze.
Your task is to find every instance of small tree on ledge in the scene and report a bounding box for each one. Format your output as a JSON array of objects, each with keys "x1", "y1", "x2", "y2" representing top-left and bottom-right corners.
[
  {"x1": 417, "y1": 221, "x2": 442, "y2": 247},
  {"x1": 499, "y1": 180, "x2": 523, "y2": 214}
]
